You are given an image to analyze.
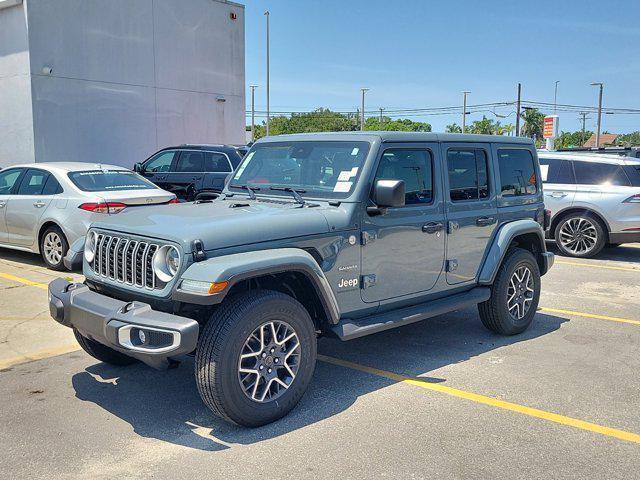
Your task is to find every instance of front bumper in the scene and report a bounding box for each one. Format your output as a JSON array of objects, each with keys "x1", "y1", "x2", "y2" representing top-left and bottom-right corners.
[{"x1": 48, "y1": 278, "x2": 199, "y2": 369}]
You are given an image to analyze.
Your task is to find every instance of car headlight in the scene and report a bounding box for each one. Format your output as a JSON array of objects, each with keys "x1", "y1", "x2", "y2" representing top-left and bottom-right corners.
[
  {"x1": 153, "y1": 245, "x2": 181, "y2": 283},
  {"x1": 84, "y1": 231, "x2": 97, "y2": 263}
]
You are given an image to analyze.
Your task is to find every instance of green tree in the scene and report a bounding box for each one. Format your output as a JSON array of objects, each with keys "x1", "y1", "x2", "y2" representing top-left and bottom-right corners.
[
  {"x1": 616, "y1": 131, "x2": 640, "y2": 147},
  {"x1": 520, "y1": 108, "x2": 545, "y2": 140},
  {"x1": 445, "y1": 123, "x2": 462, "y2": 133},
  {"x1": 364, "y1": 116, "x2": 431, "y2": 132},
  {"x1": 252, "y1": 108, "x2": 359, "y2": 140},
  {"x1": 466, "y1": 116, "x2": 500, "y2": 135},
  {"x1": 555, "y1": 130, "x2": 594, "y2": 149}
]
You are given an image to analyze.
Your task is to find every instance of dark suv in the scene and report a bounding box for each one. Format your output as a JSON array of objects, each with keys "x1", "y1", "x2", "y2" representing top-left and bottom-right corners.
[{"x1": 134, "y1": 145, "x2": 244, "y2": 201}]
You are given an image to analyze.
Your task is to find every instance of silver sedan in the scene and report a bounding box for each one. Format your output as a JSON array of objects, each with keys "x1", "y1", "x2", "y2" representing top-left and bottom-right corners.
[{"x1": 0, "y1": 162, "x2": 177, "y2": 270}]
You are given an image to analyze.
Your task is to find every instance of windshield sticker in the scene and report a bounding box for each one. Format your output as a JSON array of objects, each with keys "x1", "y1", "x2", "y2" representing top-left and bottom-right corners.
[
  {"x1": 337, "y1": 167, "x2": 359, "y2": 181},
  {"x1": 539, "y1": 164, "x2": 549, "y2": 182},
  {"x1": 333, "y1": 181, "x2": 352, "y2": 193},
  {"x1": 351, "y1": 147, "x2": 359, "y2": 156},
  {"x1": 234, "y1": 152, "x2": 253, "y2": 179}
]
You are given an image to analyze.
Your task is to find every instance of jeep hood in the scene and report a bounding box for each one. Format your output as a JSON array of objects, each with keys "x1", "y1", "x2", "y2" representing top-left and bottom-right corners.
[{"x1": 90, "y1": 200, "x2": 331, "y2": 251}]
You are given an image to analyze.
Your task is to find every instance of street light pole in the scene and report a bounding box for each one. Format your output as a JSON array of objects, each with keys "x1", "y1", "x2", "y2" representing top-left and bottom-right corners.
[
  {"x1": 554, "y1": 81, "x2": 559, "y2": 114},
  {"x1": 249, "y1": 85, "x2": 258, "y2": 142},
  {"x1": 264, "y1": 11, "x2": 270, "y2": 136},
  {"x1": 591, "y1": 82, "x2": 604, "y2": 148},
  {"x1": 462, "y1": 91, "x2": 470, "y2": 133},
  {"x1": 360, "y1": 88, "x2": 369, "y2": 131}
]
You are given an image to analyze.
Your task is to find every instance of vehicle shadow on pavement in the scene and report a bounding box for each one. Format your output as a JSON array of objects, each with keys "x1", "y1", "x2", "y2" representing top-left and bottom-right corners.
[
  {"x1": 71, "y1": 309, "x2": 568, "y2": 452},
  {"x1": 546, "y1": 242, "x2": 640, "y2": 265}
]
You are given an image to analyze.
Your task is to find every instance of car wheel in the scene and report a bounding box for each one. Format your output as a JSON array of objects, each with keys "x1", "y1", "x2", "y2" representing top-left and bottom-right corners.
[
  {"x1": 40, "y1": 226, "x2": 69, "y2": 271},
  {"x1": 73, "y1": 329, "x2": 137, "y2": 366},
  {"x1": 554, "y1": 213, "x2": 606, "y2": 258},
  {"x1": 478, "y1": 248, "x2": 541, "y2": 335},
  {"x1": 195, "y1": 290, "x2": 317, "y2": 427}
]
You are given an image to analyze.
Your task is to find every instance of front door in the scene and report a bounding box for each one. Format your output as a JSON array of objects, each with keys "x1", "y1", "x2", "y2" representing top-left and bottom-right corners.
[
  {"x1": 361, "y1": 144, "x2": 446, "y2": 303},
  {"x1": 539, "y1": 156, "x2": 577, "y2": 219},
  {"x1": 167, "y1": 150, "x2": 206, "y2": 200},
  {"x1": 444, "y1": 144, "x2": 498, "y2": 284},
  {"x1": 0, "y1": 168, "x2": 25, "y2": 243},
  {"x1": 6, "y1": 168, "x2": 54, "y2": 247},
  {"x1": 141, "y1": 150, "x2": 177, "y2": 192}
]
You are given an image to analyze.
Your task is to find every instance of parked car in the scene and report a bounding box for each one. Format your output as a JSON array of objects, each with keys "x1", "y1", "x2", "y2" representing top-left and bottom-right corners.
[
  {"x1": 134, "y1": 145, "x2": 244, "y2": 201},
  {"x1": 50, "y1": 132, "x2": 554, "y2": 427},
  {"x1": 0, "y1": 163, "x2": 177, "y2": 270},
  {"x1": 538, "y1": 152, "x2": 640, "y2": 257}
]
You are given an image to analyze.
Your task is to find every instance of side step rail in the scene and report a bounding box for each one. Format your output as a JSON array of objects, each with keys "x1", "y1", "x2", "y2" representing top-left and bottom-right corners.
[{"x1": 333, "y1": 287, "x2": 491, "y2": 341}]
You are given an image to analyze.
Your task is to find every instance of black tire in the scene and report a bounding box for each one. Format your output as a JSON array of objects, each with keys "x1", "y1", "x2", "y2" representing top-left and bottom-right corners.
[
  {"x1": 73, "y1": 329, "x2": 137, "y2": 366},
  {"x1": 478, "y1": 248, "x2": 541, "y2": 335},
  {"x1": 195, "y1": 290, "x2": 317, "y2": 427},
  {"x1": 554, "y1": 213, "x2": 606, "y2": 258},
  {"x1": 40, "y1": 225, "x2": 69, "y2": 271}
]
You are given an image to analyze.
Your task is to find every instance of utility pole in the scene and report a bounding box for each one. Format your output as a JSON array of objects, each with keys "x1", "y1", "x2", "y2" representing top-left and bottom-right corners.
[
  {"x1": 554, "y1": 81, "x2": 559, "y2": 114},
  {"x1": 249, "y1": 85, "x2": 258, "y2": 142},
  {"x1": 379, "y1": 107, "x2": 384, "y2": 125},
  {"x1": 461, "y1": 91, "x2": 470, "y2": 133},
  {"x1": 515, "y1": 83, "x2": 522, "y2": 136},
  {"x1": 264, "y1": 11, "x2": 270, "y2": 136},
  {"x1": 591, "y1": 82, "x2": 604, "y2": 148},
  {"x1": 578, "y1": 112, "x2": 590, "y2": 146},
  {"x1": 360, "y1": 88, "x2": 369, "y2": 131}
]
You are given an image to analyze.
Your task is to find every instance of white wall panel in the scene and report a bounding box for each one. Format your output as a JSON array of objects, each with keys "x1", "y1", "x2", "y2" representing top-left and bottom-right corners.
[{"x1": 0, "y1": 75, "x2": 34, "y2": 167}]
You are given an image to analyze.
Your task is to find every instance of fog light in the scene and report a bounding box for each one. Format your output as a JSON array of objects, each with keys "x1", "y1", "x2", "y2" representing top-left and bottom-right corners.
[{"x1": 138, "y1": 329, "x2": 146, "y2": 344}]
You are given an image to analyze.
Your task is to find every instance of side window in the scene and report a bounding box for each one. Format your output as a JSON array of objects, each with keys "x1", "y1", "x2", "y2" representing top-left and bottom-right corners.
[
  {"x1": 176, "y1": 152, "x2": 204, "y2": 172},
  {"x1": 539, "y1": 157, "x2": 574, "y2": 184},
  {"x1": 203, "y1": 152, "x2": 232, "y2": 172},
  {"x1": 497, "y1": 149, "x2": 537, "y2": 196},
  {"x1": 144, "y1": 151, "x2": 175, "y2": 173},
  {"x1": 41, "y1": 174, "x2": 63, "y2": 195},
  {"x1": 374, "y1": 148, "x2": 433, "y2": 205},
  {"x1": 17, "y1": 169, "x2": 49, "y2": 196},
  {"x1": 0, "y1": 168, "x2": 23, "y2": 195},
  {"x1": 573, "y1": 161, "x2": 630, "y2": 186},
  {"x1": 447, "y1": 149, "x2": 489, "y2": 201}
]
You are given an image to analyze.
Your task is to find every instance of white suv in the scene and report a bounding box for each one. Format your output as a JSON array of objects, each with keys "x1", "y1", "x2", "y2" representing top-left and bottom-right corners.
[{"x1": 538, "y1": 152, "x2": 640, "y2": 258}]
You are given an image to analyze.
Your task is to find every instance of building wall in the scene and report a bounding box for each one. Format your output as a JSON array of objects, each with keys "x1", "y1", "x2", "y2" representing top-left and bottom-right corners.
[
  {"x1": 0, "y1": 0, "x2": 244, "y2": 168},
  {"x1": 0, "y1": 1, "x2": 34, "y2": 167}
]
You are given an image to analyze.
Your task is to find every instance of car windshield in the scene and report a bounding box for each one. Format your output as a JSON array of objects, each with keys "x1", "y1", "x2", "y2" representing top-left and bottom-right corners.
[
  {"x1": 68, "y1": 170, "x2": 157, "y2": 192},
  {"x1": 231, "y1": 141, "x2": 371, "y2": 198}
]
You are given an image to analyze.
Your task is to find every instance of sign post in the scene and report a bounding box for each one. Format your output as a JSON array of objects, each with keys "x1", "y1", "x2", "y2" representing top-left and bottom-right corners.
[{"x1": 543, "y1": 115, "x2": 559, "y2": 150}]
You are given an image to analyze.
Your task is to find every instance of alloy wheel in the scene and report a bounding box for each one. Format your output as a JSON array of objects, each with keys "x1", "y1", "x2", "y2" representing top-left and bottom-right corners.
[
  {"x1": 507, "y1": 265, "x2": 534, "y2": 320},
  {"x1": 559, "y1": 217, "x2": 598, "y2": 255},
  {"x1": 43, "y1": 232, "x2": 63, "y2": 266},
  {"x1": 237, "y1": 320, "x2": 301, "y2": 403}
]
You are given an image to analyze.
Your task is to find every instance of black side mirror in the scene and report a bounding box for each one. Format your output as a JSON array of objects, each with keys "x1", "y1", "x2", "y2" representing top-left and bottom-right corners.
[
  {"x1": 133, "y1": 162, "x2": 143, "y2": 173},
  {"x1": 373, "y1": 179, "x2": 405, "y2": 208}
]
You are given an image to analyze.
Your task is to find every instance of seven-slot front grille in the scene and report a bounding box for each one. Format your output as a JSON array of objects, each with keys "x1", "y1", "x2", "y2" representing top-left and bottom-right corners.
[{"x1": 92, "y1": 234, "x2": 161, "y2": 289}]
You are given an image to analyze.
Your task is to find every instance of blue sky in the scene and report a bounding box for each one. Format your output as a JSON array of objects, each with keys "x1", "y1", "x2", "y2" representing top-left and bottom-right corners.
[{"x1": 244, "y1": 0, "x2": 640, "y2": 134}]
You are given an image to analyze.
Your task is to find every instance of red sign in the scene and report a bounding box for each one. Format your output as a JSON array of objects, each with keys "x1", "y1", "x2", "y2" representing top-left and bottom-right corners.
[{"x1": 543, "y1": 116, "x2": 558, "y2": 138}]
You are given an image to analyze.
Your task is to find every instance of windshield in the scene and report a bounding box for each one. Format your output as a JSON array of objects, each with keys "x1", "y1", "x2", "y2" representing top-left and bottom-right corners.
[
  {"x1": 231, "y1": 141, "x2": 371, "y2": 198},
  {"x1": 68, "y1": 170, "x2": 158, "y2": 192}
]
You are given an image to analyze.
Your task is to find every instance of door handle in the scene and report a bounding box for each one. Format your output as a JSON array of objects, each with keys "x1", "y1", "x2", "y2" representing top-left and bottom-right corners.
[
  {"x1": 548, "y1": 191, "x2": 567, "y2": 198},
  {"x1": 476, "y1": 216, "x2": 496, "y2": 227},
  {"x1": 0, "y1": 201, "x2": 6, "y2": 208},
  {"x1": 156, "y1": 175, "x2": 167, "y2": 180},
  {"x1": 422, "y1": 222, "x2": 444, "y2": 234},
  {"x1": 33, "y1": 201, "x2": 46, "y2": 208}
]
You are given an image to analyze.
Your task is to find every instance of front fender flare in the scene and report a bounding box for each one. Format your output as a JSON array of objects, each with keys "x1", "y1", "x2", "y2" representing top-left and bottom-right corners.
[
  {"x1": 478, "y1": 219, "x2": 550, "y2": 285},
  {"x1": 173, "y1": 248, "x2": 340, "y2": 324}
]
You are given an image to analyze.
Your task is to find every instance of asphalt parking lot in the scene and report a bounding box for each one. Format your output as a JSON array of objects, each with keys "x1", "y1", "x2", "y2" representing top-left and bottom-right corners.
[{"x1": 1, "y1": 245, "x2": 639, "y2": 480}]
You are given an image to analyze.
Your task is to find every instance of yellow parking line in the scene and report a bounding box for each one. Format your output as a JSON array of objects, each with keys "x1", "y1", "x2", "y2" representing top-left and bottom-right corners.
[
  {"x1": 0, "y1": 344, "x2": 81, "y2": 370},
  {"x1": 0, "y1": 272, "x2": 48, "y2": 290},
  {"x1": 539, "y1": 307, "x2": 640, "y2": 326},
  {"x1": 318, "y1": 354, "x2": 640, "y2": 445},
  {"x1": 555, "y1": 260, "x2": 639, "y2": 272}
]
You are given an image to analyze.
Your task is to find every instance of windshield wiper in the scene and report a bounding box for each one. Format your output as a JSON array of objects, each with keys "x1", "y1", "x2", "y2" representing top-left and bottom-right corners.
[
  {"x1": 229, "y1": 184, "x2": 260, "y2": 200},
  {"x1": 269, "y1": 186, "x2": 306, "y2": 205}
]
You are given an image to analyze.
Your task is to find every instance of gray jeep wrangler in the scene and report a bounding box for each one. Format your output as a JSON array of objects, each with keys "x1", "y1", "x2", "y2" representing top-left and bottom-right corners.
[{"x1": 49, "y1": 132, "x2": 554, "y2": 427}]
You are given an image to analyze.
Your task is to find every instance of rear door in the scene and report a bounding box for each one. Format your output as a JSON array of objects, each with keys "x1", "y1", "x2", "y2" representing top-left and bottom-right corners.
[
  {"x1": 0, "y1": 168, "x2": 25, "y2": 243},
  {"x1": 199, "y1": 152, "x2": 234, "y2": 193},
  {"x1": 539, "y1": 157, "x2": 577, "y2": 218},
  {"x1": 140, "y1": 150, "x2": 177, "y2": 191},
  {"x1": 167, "y1": 150, "x2": 206, "y2": 200},
  {"x1": 444, "y1": 143, "x2": 498, "y2": 284},
  {"x1": 6, "y1": 168, "x2": 55, "y2": 247}
]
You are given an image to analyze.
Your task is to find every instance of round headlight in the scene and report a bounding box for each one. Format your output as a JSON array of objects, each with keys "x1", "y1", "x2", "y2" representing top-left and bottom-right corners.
[
  {"x1": 84, "y1": 231, "x2": 97, "y2": 263},
  {"x1": 153, "y1": 245, "x2": 180, "y2": 283}
]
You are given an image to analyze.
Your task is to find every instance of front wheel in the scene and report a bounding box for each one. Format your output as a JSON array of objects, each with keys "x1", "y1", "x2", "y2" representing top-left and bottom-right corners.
[
  {"x1": 74, "y1": 329, "x2": 137, "y2": 366},
  {"x1": 195, "y1": 290, "x2": 317, "y2": 427},
  {"x1": 478, "y1": 248, "x2": 541, "y2": 335}
]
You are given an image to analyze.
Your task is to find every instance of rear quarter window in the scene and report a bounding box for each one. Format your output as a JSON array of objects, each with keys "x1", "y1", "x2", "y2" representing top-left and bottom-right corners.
[
  {"x1": 497, "y1": 149, "x2": 538, "y2": 196},
  {"x1": 623, "y1": 165, "x2": 640, "y2": 187},
  {"x1": 572, "y1": 161, "x2": 630, "y2": 186}
]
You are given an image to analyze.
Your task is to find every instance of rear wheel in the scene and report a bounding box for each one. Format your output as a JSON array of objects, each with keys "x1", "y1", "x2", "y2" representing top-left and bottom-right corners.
[
  {"x1": 554, "y1": 213, "x2": 606, "y2": 258},
  {"x1": 73, "y1": 329, "x2": 137, "y2": 366},
  {"x1": 195, "y1": 290, "x2": 317, "y2": 427},
  {"x1": 478, "y1": 248, "x2": 541, "y2": 335},
  {"x1": 40, "y1": 226, "x2": 69, "y2": 271}
]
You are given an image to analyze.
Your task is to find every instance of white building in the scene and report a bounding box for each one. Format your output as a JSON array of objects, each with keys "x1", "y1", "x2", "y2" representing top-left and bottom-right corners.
[{"x1": 0, "y1": 0, "x2": 245, "y2": 168}]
